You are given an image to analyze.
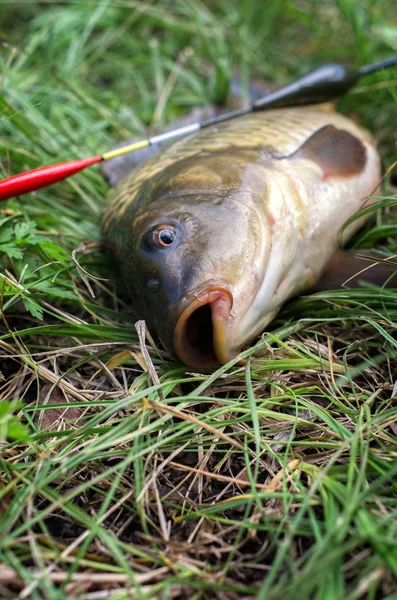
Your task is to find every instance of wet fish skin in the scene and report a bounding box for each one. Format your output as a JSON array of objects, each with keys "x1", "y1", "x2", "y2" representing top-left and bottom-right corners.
[{"x1": 103, "y1": 105, "x2": 381, "y2": 368}]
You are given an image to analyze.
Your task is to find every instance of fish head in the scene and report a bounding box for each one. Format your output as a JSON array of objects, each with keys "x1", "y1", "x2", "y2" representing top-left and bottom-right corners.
[{"x1": 125, "y1": 153, "x2": 271, "y2": 368}]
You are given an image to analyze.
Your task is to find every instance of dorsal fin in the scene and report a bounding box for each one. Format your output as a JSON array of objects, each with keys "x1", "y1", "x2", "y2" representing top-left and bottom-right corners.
[
  {"x1": 101, "y1": 79, "x2": 276, "y2": 188},
  {"x1": 289, "y1": 125, "x2": 367, "y2": 178},
  {"x1": 101, "y1": 106, "x2": 222, "y2": 188}
]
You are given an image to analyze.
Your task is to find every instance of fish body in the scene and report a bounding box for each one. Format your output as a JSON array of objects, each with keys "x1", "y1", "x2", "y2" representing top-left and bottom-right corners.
[{"x1": 103, "y1": 105, "x2": 381, "y2": 368}]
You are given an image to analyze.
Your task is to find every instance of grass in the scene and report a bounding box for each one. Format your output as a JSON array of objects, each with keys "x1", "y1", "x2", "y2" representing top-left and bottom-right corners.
[{"x1": 0, "y1": 0, "x2": 397, "y2": 598}]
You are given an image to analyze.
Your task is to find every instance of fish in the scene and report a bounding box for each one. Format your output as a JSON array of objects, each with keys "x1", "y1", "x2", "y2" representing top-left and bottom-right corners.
[{"x1": 102, "y1": 102, "x2": 382, "y2": 369}]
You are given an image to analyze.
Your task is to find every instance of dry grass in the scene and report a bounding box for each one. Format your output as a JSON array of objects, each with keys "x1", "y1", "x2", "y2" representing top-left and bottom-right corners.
[{"x1": 1, "y1": 1, "x2": 397, "y2": 598}]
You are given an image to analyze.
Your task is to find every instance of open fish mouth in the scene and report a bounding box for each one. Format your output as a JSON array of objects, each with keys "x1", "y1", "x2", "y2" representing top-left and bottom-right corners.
[{"x1": 173, "y1": 285, "x2": 234, "y2": 369}]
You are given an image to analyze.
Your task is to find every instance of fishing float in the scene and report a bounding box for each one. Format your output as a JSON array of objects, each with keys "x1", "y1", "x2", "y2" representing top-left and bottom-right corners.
[{"x1": 0, "y1": 56, "x2": 396, "y2": 203}]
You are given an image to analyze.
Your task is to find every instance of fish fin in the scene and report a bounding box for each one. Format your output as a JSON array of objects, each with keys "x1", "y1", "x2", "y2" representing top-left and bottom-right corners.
[
  {"x1": 311, "y1": 249, "x2": 397, "y2": 292},
  {"x1": 101, "y1": 105, "x2": 224, "y2": 187},
  {"x1": 290, "y1": 125, "x2": 367, "y2": 178},
  {"x1": 102, "y1": 77, "x2": 277, "y2": 187}
]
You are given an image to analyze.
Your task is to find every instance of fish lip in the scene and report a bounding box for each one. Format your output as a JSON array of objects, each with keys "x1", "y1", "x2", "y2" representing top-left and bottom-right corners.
[{"x1": 173, "y1": 284, "x2": 235, "y2": 369}]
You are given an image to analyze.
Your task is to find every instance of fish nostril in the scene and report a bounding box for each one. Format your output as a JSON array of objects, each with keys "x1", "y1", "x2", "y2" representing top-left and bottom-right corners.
[{"x1": 147, "y1": 278, "x2": 160, "y2": 293}]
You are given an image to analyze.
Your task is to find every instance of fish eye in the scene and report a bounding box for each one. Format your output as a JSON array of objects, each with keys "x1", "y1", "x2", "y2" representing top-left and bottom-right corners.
[{"x1": 151, "y1": 225, "x2": 176, "y2": 248}]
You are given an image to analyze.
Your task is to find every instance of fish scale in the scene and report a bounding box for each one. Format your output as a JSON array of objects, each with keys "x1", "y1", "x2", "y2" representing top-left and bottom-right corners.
[
  {"x1": 102, "y1": 102, "x2": 380, "y2": 368},
  {"x1": 103, "y1": 104, "x2": 364, "y2": 230}
]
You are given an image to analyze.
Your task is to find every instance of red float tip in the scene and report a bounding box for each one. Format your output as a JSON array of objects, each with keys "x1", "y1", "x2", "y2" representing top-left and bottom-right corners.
[{"x1": 0, "y1": 155, "x2": 102, "y2": 202}]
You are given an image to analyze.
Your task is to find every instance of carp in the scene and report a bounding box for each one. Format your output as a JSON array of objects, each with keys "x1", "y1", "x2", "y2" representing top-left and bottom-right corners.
[{"x1": 102, "y1": 103, "x2": 381, "y2": 369}]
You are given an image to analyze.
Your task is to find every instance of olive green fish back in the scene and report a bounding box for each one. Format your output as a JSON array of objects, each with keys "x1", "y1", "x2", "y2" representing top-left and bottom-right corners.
[{"x1": 102, "y1": 104, "x2": 372, "y2": 232}]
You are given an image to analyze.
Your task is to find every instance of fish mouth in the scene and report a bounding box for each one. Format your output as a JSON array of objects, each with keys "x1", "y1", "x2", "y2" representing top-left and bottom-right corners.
[{"x1": 173, "y1": 285, "x2": 234, "y2": 369}]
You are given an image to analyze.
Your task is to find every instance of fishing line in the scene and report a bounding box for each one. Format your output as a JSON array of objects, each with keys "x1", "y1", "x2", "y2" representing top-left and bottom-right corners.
[{"x1": 359, "y1": 56, "x2": 397, "y2": 75}]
